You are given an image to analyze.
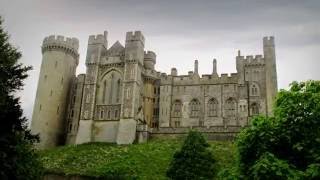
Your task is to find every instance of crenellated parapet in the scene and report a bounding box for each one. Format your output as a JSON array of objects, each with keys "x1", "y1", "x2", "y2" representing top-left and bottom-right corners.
[
  {"x1": 126, "y1": 31, "x2": 145, "y2": 45},
  {"x1": 144, "y1": 50, "x2": 156, "y2": 70},
  {"x1": 42, "y1": 35, "x2": 79, "y2": 60},
  {"x1": 88, "y1": 31, "x2": 108, "y2": 46},
  {"x1": 263, "y1": 36, "x2": 274, "y2": 47},
  {"x1": 237, "y1": 54, "x2": 265, "y2": 67}
]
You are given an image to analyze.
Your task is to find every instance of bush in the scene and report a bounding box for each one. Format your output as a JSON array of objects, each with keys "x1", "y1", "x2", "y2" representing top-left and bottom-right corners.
[
  {"x1": 236, "y1": 80, "x2": 320, "y2": 179},
  {"x1": 166, "y1": 131, "x2": 215, "y2": 180},
  {"x1": 250, "y1": 152, "x2": 302, "y2": 180}
]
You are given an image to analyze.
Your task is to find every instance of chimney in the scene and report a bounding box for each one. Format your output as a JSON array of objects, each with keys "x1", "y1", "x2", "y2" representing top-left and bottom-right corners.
[{"x1": 194, "y1": 60, "x2": 198, "y2": 74}]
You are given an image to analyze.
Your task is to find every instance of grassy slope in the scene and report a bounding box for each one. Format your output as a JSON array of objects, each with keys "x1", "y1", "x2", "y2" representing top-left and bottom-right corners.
[{"x1": 40, "y1": 138, "x2": 236, "y2": 179}]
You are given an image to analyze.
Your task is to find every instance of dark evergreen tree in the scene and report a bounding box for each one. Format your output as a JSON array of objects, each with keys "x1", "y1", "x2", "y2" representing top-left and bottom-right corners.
[
  {"x1": 166, "y1": 131, "x2": 215, "y2": 180},
  {"x1": 0, "y1": 16, "x2": 43, "y2": 179}
]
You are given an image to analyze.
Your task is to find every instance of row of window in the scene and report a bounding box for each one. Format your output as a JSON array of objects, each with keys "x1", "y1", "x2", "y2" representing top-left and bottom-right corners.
[
  {"x1": 161, "y1": 84, "x2": 260, "y2": 96},
  {"x1": 99, "y1": 109, "x2": 120, "y2": 120},
  {"x1": 172, "y1": 98, "x2": 260, "y2": 118}
]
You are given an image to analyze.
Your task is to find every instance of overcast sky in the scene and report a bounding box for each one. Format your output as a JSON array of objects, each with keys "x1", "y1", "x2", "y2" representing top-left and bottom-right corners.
[{"x1": 0, "y1": 0, "x2": 319, "y2": 121}]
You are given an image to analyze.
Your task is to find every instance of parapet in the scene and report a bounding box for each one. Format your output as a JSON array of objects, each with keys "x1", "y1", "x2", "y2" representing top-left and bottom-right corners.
[
  {"x1": 42, "y1": 35, "x2": 79, "y2": 59},
  {"x1": 144, "y1": 51, "x2": 156, "y2": 70},
  {"x1": 144, "y1": 51, "x2": 156, "y2": 62},
  {"x1": 171, "y1": 68, "x2": 177, "y2": 76},
  {"x1": 263, "y1": 36, "x2": 274, "y2": 47},
  {"x1": 88, "y1": 31, "x2": 108, "y2": 45},
  {"x1": 126, "y1": 31, "x2": 145, "y2": 44}
]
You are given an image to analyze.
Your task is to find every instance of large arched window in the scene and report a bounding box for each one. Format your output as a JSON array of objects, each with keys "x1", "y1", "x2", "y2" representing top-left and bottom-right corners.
[
  {"x1": 208, "y1": 98, "x2": 219, "y2": 117},
  {"x1": 99, "y1": 70, "x2": 122, "y2": 104},
  {"x1": 225, "y1": 98, "x2": 237, "y2": 117},
  {"x1": 189, "y1": 99, "x2": 200, "y2": 117},
  {"x1": 173, "y1": 100, "x2": 182, "y2": 117},
  {"x1": 251, "y1": 103, "x2": 259, "y2": 115}
]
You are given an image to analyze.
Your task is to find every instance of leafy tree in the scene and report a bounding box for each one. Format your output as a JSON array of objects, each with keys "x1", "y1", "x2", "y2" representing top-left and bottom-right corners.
[
  {"x1": 0, "y1": 16, "x2": 43, "y2": 179},
  {"x1": 166, "y1": 131, "x2": 215, "y2": 180},
  {"x1": 237, "y1": 80, "x2": 320, "y2": 178}
]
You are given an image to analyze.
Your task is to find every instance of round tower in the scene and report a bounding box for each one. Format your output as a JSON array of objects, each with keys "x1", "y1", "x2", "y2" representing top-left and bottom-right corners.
[
  {"x1": 31, "y1": 35, "x2": 79, "y2": 148},
  {"x1": 144, "y1": 51, "x2": 156, "y2": 70}
]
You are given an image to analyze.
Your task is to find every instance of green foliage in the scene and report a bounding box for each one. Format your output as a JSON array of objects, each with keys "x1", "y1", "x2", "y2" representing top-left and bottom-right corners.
[
  {"x1": 304, "y1": 163, "x2": 320, "y2": 179},
  {"x1": 166, "y1": 131, "x2": 215, "y2": 180},
  {"x1": 250, "y1": 152, "x2": 302, "y2": 180},
  {"x1": 40, "y1": 138, "x2": 234, "y2": 179},
  {"x1": 236, "y1": 80, "x2": 320, "y2": 179},
  {"x1": 0, "y1": 16, "x2": 42, "y2": 179}
]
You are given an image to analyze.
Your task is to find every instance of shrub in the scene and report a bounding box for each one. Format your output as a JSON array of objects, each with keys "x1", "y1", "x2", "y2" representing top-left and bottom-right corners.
[
  {"x1": 166, "y1": 131, "x2": 215, "y2": 180},
  {"x1": 250, "y1": 152, "x2": 302, "y2": 180}
]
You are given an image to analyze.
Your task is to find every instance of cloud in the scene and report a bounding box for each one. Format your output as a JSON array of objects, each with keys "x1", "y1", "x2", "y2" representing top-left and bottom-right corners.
[{"x1": 0, "y1": 0, "x2": 319, "y2": 122}]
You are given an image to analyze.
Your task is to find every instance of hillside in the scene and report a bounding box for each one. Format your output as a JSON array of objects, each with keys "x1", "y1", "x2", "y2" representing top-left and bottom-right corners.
[{"x1": 39, "y1": 138, "x2": 236, "y2": 179}]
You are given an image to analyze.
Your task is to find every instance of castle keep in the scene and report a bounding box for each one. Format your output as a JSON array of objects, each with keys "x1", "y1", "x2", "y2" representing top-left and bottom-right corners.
[{"x1": 31, "y1": 31, "x2": 278, "y2": 148}]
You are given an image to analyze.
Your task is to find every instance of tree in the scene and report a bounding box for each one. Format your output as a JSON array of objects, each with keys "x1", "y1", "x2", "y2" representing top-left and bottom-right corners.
[
  {"x1": 237, "y1": 80, "x2": 320, "y2": 179},
  {"x1": 166, "y1": 131, "x2": 215, "y2": 180},
  {"x1": 0, "y1": 16, "x2": 43, "y2": 179}
]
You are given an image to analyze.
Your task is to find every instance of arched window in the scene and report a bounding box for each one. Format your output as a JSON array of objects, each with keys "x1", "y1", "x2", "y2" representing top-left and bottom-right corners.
[
  {"x1": 250, "y1": 83, "x2": 260, "y2": 96},
  {"x1": 251, "y1": 103, "x2": 259, "y2": 115},
  {"x1": 190, "y1": 99, "x2": 200, "y2": 117},
  {"x1": 225, "y1": 98, "x2": 237, "y2": 117},
  {"x1": 208, "y1": 98, "x2": 218, "y2": 117},
  {"x1": 173, "y1": 100, "x2": 182, "y2": 117},
  {"x1": 102, "y1": 80, "x2": 107, "y2": 103},
  {"x1": 116, "y1": 79, "x2": 121, "y2": 103}
]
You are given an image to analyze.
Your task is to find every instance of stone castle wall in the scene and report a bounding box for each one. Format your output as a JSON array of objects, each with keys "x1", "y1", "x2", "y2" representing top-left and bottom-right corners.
[{"x1": 31, "y1": 31, "x2": 277, "y2": 148}]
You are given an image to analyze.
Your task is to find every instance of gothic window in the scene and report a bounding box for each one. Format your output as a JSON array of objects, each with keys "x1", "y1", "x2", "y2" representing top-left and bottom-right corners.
[
  {"x1": 102, "y1": 80, "x2": 107, "y2": 103},
  {"x1": 225, "y1": 98, "x2": 237, "y2": 117},
  {"x1": 107, "y1": 110, "x2": 111, "y2": 119},
  {"x1": 208, "y1": 98, "x2": 218, "y2": 117},
  {"x1": 189, "y1": 99, "x2": 200, "y2": 117},
  {"x1": 173, "y1": 100, "x2": 182, "y2": 117},
  {"x1": 115, "y1": 110, "x2": 118, "y2": 118},
  {"x1": 100, "y1": 110, "x2": 104, "y2": 119},
  {"x1": 250, "y1": 83, "x2": 260, "y2": 96},
  {"x1": 174, "y1": 121, "x2": 180, "y2": 127},
  {"x1": 71, "y1": 110, "x2": 74, "y2": 118},
  {"x1": 251, "y1": 103, "x2": 259, "y2": 115},
  {"x1": 130, "y1": 69, "x2": 135, "y2": 79},
  {"x1": 116, "y1": 79, "x2": 121, "y2": 102},
  {"x1": 86, "y1": 93, "x2": 90, "y2": 103}
]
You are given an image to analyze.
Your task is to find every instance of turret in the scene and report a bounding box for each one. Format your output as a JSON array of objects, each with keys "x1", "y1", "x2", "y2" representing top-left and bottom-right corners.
[
  {"x1": 31, "y1": 35, "x2": 79, "y2": 148},
  {"x1": 212, "y1": 58, "x2": 217, "y2": 75},
  {"x1": 263, "y1": 36, "x2": 278, "y2": 116},
  {"x1": 194, "y1": 60, "x2": 199, "y2": 74},
  {"x1": 144, "y1": 51, "x2": 156, "y2": 70},
  {"x1": 171, "y1": 68, "x2": 178, "y2": 76},
  {"x1": 125, "y1": 31, "x2": 145, "y2": 64},
  {"x1": 76, "y1": 31, "x2": 108, "y2": 144}
]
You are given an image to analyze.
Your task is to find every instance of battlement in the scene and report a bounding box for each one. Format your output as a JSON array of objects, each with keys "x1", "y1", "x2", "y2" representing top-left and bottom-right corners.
[
  {"x1": 42, "y1": 35, "x2": 79, "y2": 59},
  {"x1": 88, "y1": 31, "x2": 108, "y2": 45},
  {"x1": 263, "y1": 36, "x2": 274, "y2": 47},
  {"x1": 237, "y1": 54, "x2": 265, "y2": 64},
  {"x1": 144, "y1": 51, "x2": 156, "y2": 61},
  {"x1": 42, "y1": 35, "x2": 79, "y2": 51},
  {"x1": 126, "y1": 31, "x2": 145, "y2": 44}
]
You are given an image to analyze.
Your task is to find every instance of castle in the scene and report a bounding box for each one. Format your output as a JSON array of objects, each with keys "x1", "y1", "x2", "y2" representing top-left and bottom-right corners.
[{"x1": 31, "y1": 31, "x2": 278, "y2": 148}]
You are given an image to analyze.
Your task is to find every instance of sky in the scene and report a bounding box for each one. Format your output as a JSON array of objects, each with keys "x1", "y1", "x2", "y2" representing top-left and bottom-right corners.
[{"x1": 0, "y1": 0, "x2": 319, "y2": 122}]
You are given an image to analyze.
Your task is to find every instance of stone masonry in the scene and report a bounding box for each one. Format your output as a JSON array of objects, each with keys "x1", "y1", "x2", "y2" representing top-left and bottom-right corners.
[{"x1": 31, "y1": 31, "x2": 278, "y2": 148}]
